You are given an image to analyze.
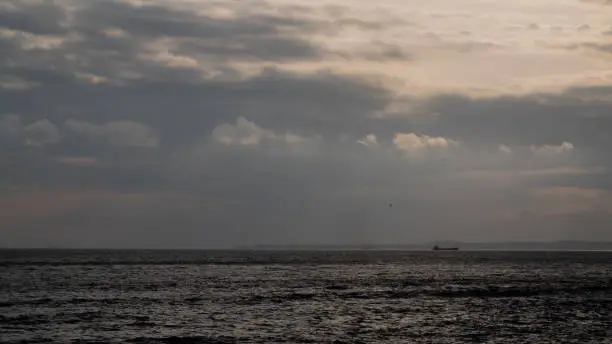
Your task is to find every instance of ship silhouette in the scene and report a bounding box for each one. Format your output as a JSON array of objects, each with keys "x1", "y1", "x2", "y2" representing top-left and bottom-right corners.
[{"x1": 432, "y1": 244, "x2": 458, "y2": 251}]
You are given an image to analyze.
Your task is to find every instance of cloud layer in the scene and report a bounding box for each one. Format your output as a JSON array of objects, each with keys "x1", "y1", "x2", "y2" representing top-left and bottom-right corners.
[{"x1": 1, "y1": 0, "x2": 612, "y2": 248}]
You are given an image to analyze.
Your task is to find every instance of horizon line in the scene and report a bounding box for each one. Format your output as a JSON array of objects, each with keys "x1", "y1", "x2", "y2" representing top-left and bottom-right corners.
[{"x1": 1, "y1": 240, "x2": 612, "y2": 251}]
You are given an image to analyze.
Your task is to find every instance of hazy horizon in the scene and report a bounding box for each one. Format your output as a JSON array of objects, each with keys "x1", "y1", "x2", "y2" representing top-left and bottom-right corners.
[
  {"x1": 1, "y1": 0, "x2": 612, "y2": 248},
  {"x1": 2, "y1": 239, "x2": 612, "y2": 251}
]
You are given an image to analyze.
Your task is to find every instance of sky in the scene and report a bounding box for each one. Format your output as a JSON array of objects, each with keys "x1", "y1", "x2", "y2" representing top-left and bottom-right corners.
[{"x1": 1, "y1": 0, "x2": 611, "y2": 248}]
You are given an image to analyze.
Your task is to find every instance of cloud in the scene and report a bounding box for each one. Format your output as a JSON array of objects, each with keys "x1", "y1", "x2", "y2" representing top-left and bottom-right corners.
[
  {"x1": 566, "y1": 42, "x2": 612, "y2": 54},
  {"x1": 357, "y1": 134, "x2": 378, "y2": 148},
  {"x1": 0, "y1": 0, "x2": 336, "y2": 92},
  {"x1": 1, "y1": 0, "x2": 609, "y2": 95},
  {"x1": 139, "y1": 51, "x2": 200, "y2": 69},
  {"x1": 64, "y1": 119, "x2": 158, "y2": 148},
  {"x1": 0, "y1": 67, "x2": 394, "y2": 151},
  {"x1": 0, "y1": 1, "x2": 68, "y2": 35},
  {"x1": 0, "y1": 74, "x2": 39, "y2": 90},
  {"x1": 401, "y1": 88, "x2": 612, "y2": 153},
  {"x1": 393, "y1": 132, "x2": 458, "y2": 153},
  {"x1": 22, "y1": 119, "x2": 59, "y2": 146},
  {"x1": 212, "y1": 117, "x2": 277, "y2": 146},
  {"x1": 0, "y1": 114, "x2": 157, "y2": 148},
  {"x1": 530, "y1": 141, "x2": 574, "y2": 155}
]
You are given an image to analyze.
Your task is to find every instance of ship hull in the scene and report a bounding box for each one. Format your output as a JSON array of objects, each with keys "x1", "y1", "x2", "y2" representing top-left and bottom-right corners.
[{"x1": 432, "y1": 246, "x2": 458, "y2": 251}]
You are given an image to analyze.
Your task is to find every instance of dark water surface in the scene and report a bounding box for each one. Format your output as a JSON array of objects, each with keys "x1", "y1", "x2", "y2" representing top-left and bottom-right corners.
[{"x1": 1, "y1": 250, "x2": 611, "y2": 343}]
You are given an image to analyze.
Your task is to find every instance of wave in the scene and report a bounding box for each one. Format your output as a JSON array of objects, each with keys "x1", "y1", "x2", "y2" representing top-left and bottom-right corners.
[
  {"x1": 0, "y1": 312, "x2": 153, "y2": 327},
  {"x1": 2, "y1": 249, "x2": 611, "y2": 267},
  {"x1": 0, "y1": 297, "x2": 162, "y2": 308},
  {"x1": 231, "y1": 283, "x2": 612, "y2": 304},
  {"x1": 127, "y1": 335, "x2": 241, "y2": 344},
  {"x1": 3, "y1": 282, "x2": 609, "y2": 312},
  {"x1": 428, "y1": 284, "x2": 612, "y2": 298}
]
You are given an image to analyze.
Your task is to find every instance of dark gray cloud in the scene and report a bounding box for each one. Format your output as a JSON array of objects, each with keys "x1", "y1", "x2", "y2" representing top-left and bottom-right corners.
[
  {"x1": 399, "y1": 87, "x2": 612, "y2": 151},
  {"x1": 0, "y1": 0, "x2": 411, "y2": 92},
  {"x1": 64, "y1": 119, "x2": 158, "y2": 148},
  {"x1": 73, "y1": 0, "x2": 328, "y2": 63},
  {"x1": 566, "y1": 42, "x2": 612, "y2": 54},
  {"x1": 0, "y1": 0, "x2": 68, "y2": 35},
  {"x1": 0, "y1": 67, "x2": 392, "y2": 151},
  {"x1": 75, "y1": 0, "x2": 322, "y2": 39},
  {"x1": 0, "y1": 0, "x2": 331, "y2": 92}
]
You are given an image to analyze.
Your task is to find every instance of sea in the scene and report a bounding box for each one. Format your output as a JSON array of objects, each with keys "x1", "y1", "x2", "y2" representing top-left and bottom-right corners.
[{"x1": 1, "y1": 249, "x2": 611, "y2": 343}]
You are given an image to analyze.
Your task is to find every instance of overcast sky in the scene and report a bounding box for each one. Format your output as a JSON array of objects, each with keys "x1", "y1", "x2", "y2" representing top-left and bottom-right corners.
[{"x1": 1, "y1": 0, "x2": 611, "y2": 248}]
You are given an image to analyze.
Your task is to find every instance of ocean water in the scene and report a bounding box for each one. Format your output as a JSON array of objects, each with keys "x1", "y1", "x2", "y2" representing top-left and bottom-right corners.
[{"x1": 1, "y1": 250, "x2": 611, "y2": 343}]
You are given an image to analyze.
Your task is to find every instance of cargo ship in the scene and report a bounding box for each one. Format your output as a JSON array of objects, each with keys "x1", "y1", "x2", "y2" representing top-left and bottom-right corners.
[{"x1": 432, "y1": 245, "x2": 458, "y2": 251}]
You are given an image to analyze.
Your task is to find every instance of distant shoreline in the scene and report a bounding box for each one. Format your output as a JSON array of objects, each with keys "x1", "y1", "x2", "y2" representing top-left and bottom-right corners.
[{"x1": 2, "y1": 241, "x2": 612, "y2": 251}]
